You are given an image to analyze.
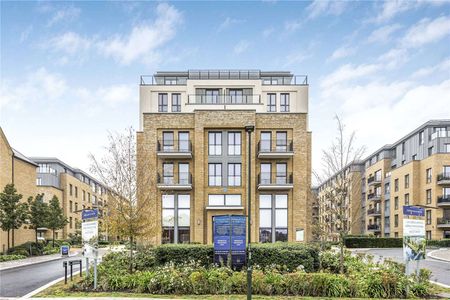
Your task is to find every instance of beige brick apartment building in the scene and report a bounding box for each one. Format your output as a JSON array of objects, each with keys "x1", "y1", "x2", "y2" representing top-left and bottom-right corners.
[
  {"x1": 317, "y1": 120, "x2": 450, "y2": 240},
  {"x1": 137, "y1": 70, "x2": 312, "y2": 244}
]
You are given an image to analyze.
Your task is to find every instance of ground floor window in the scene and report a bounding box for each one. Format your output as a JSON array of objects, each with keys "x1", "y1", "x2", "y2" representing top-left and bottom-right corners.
[
  {"x1": 162, "y1": 194, "x2": 190, "y2": 244},
  {"x1": 426, "y1": 230, "x2": 431, "y2": 240},
  {"x1": 259, "y1": 194, "x2": 288, "y2": 243},
  {"x1": 444, "y1": 231, "x2": 450, "y2": 239}
]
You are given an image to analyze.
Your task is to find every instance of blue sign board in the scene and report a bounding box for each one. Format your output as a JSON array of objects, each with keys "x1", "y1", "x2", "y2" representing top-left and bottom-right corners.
[
  {"x1": 403, "y1": 206, "x2": 425, "y2": 217},
  {"x1": 213, "y1": 215, "x2": 246, "y2": 269},
  {"x1": 82, "y1": 209, "x2": 98, "y2": 220},
  {"x1": 61, "y1": 245, "x2": 69, "y2": 256}
]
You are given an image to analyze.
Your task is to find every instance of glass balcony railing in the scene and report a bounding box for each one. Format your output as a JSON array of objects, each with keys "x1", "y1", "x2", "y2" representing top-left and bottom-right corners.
[{"x1": 430, "y1": 131, "x2": 450, "y2": 140}]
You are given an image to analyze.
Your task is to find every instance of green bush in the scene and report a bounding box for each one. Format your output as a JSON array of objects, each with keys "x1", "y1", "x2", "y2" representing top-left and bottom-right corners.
[
  {"x1": 344, "y1": 236, "x2": 403, "y2": 248},
  {"x1": 427, "y1": 239, "x2": 450, "y2": 247},
  {"x1": 154, "y1": 244, "x2": 213, "y2": 267},
  {"x1": 0, "y1": 254, "x2": 27, "y2": 261},
  {"x1": 7, "y1": 241, "x2": 45, "y2": 256}
]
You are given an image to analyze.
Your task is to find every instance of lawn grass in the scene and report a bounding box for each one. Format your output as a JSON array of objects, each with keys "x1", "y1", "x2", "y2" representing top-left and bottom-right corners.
[{"x1": 36, "y1": 275, "x2": 450, "y2": 299}]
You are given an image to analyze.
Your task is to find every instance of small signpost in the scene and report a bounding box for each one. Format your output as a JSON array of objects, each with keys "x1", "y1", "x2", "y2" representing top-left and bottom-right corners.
[
  {"x1": 213, "y1": 215, "x2": 246, "y2": 269},
  {"x1": 402, "y1": 205, "x2": 426, "y2": 297},
  {"x1": 82, "y1": 208, "x2": 99, "y2": 289},
  {"x1": 60, "y1": 245, "x2": 69, "y2": 257}
]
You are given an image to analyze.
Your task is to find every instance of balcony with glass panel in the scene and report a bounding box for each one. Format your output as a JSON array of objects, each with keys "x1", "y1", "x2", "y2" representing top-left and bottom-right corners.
[
  {"x1": 257, "y1": 139, "x2": 294, "y2": 159},
  {"x1": 367, "y1": 207, "x2": 382, "y2": 216},
  {"x1": 367, "y1": 193, "x2": 382, "y2": 201},
  {"x1": 437, "y1": 173, "x2": 450, "y2": 185},
  {"x1": 437, "y1": 195, "x2": 450, "y2": 207},
  {"x1": 437, "y1": 217, "x2": 450, "y2": 228},
  {"x1": 157, "y1": 172, "x2": 192, "y2": 190},
  {"x1": 430, "y1": 130, "x2": 450, "y2": 140},
  {"x1": 367, "y1": 175, "x2": 382, "y2": 186},
  {"x1": 257, "y1": 172, "x2": 293, "y2": 190},
  {"x1": 157, "y1": 139, "x2": 192, "y2": 159},
  {"x1": 367, "y1": 224, "x2": 381, "y2": 232},
  {"x1": 187, "y1": 94, "x2": 261, "y2": 105}
]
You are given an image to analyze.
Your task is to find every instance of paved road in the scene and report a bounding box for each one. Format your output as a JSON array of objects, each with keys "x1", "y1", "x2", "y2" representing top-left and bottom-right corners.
[
  {"x1": 0, "y1": 254, "x2": 83, "y2": 297},
  {"x1": 364, "y1": 248, "x2": 450, "y2": 286}
]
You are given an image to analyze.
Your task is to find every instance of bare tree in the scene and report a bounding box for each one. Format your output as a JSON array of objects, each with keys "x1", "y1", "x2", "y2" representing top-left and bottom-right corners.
[
  {"x1": 315, "y1": 116, "x2": 365, "y2": 274},
  {"x1": 90, "y1": 127, "x2": 154, "y2": 272}
]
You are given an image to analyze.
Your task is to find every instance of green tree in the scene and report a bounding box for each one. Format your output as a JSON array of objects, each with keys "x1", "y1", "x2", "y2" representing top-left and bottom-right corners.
[
  {"x1": 28, "y1": 193, "x2": 49, "y2": 245},
  {"x1": 0, "y1": 184, "x2": 29, "y2": 250},
  {"x1": 46, "y1": 195, "x2": 68, "y2": 247}
]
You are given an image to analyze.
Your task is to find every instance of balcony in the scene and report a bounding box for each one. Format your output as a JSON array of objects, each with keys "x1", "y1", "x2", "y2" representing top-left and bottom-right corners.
[
  {"x1": 187, "y1": 94, "x2": 261, "y2": 105},
  {"x1": 437, "y1": 196, "x2": 450, "y2": 207},
  {"x1": 367, "y1": 193, "x2": 382, "y2": 201},
  {"x1": 430, "y1": 131, "x2": 450, "y2": 140},
  {"x1": 157, "y1": 173, "x2": 192, "y2": 191},
  {"x1": 437, "y1": 173, "x2": 450, "y2": 185},
  {"x1": 367, "y1": 208, "x2": 382, "y2": 216},
  {"x1": 257, "y1": 140, "x2": 294, "y2": 159},
  {"x1": 257, "y1": 172, "x2": 293, "y2": 190},
  {"x1": 367, "y1": 224, "x2": 381, "y2": 232},
  {"x1": 367, "y1": 175, "x2": 382, "y2": 186},
  {"x1": 157, "y1": 140, "x2": 192, "y2": 159},
  {"x1": 437, "y1": 218, "x2": 450, "y2": 228}
]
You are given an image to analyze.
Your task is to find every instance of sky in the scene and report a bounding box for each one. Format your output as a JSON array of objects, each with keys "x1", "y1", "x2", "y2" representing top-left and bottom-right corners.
[{"x1": 1, "y1": 0, "x2": 450, "y2": 179}]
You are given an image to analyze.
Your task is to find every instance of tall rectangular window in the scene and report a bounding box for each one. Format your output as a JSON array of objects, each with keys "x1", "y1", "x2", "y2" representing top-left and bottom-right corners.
[
  {"x1": 394, "y1": 214, "x2": 399, "y2": 227},
  {"x1": 444, "y1": 165, "x2": 450, "y2": 176},
  {"x1": 394, "y1": 178, "x2": 399, "y2": 192},
  {"x1": 426, "y1": 210, "x2": 432, "y2": 225},
  {"x1": 428, "y1": 146, "x2": 433, "y2": 156},
  {"x1": 426, "y1": 231, "x2": 431, "y2": 240},
  {"x1": 259, "y1": 194, "x2": 288, "y2": 243},
  {"x1": 405, "y1": 174, "x2": 409, "y2": 188},
  {"x1": 171, "y1": 93, "x2": 181, "y2": 112},
  {"x1": 205, "y1": 89, "x2": 220, "y2": 103},
  {"x1": 267, "y1": 93, "x2": 276, "y2": 112},
  {"x1": 276, "y1": 131, "x2": 287, "y2": 152},
  {"x1": 179, "y1": 163, "x2": 189, "y2": 184},
  {"x1": 228, "y1": 163, "x2": 241, "y2": 186},
  {"x1": 404, "y1": 193, "x2": 409, "y2": 205},
  {"x1": 426, "y1": 189, "x2": 432, "y2": 204},
  {"x1": 419, "y1": 131, "x2": 424, "y2": 145},
  {"x1": 209, "y1": 163, "x2": 222, "y2": 186},
  {"x1": 162, "y1": 194, "x2": 191, "y2": 244},
  {"x1": 70, "y1": 184, "x2": 73, "y2": 196},
  {"x1": 445, "y1": 144, "x2": 450, "y2": 153},
  {"x1": 69, "y1": 201, "x2": 73, "y2": 213},
  {"x1": 260, "y1": 163, "x2": 272, "y2": 184},
  {"x1": 426, "y1": 168, "x2": 432, "y2": 183},
  {"x1": 228, "y1": 132, "x2": 241, "y2": 155},
  {"x1": 260, "y1": 132, "x2": 271, "y2": 152},
  {"x1": 158, "y1": 93, "x2": 168, "y2": 112},
  {"x1": 162, "y1": 131, "x2": 174, "y2": 151},
  {"x1": 163, "y1": 163, "x2": 174, "y2": 184},
  {"x1": 280, "y1": 93, "x2": 290, "y2": 112},
  {"x1": 276, "y1": 163, "x2": 287, "y2": 184},
  {"x1": 394, "y1": 197, "x2": 399, "y2": 210},
  {"x1": 69, "y1": 217, "x2": 73, "y2": 229},
  {"x1": 178, "y1": 132, "x2": 189, "y2": 152},
  {"x1": 229, "y1": 89, "x2": 243, "y2": 103},
  {"x1": 75, "y1": 187, "x2": 78, "y2": 198},
  {"x1": 208, "y1": 132, "x2": 222, "y2": 155}
]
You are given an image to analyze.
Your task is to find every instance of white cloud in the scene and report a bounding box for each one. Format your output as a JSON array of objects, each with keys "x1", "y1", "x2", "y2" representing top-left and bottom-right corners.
[
  {"x1": 411, "y1": 57, "x2": 450, "y2": 78},
  {"x1": 47, "y1": 6, "x2": 81, "y2": 27},
  {"x1": 262, "y1": 27, "x2": 275, "y2": 38},
  {"x1": 320, "y1": 63, "x2": 381, "y2": 91},
  {"x1": 374, "y1": 0, "x2": 447, "y2": 23},
  {"x1": 233, "y1": 40, "x2": 250, "y2": 54},
  {"x1": 284, "y1": 51, "x2": 311, "y2": 67},
  {"x1": 377, "y1": 47, "x2": 409, "y2": 68},
  {"x1": 98, "y1": 3, "x2": 182, "y2": 65},
  {"x1": 47, "y1": 32, "x2": 92, "y2": 55},
  {"x1": 306, "y1": 0, "x2": 348, "y2": 19},
  {"x1": 284, "y1": 19, "x2": 302, "y2": 32},
  {"x1": 328, "y1": 45, "x2": 357, "y2": 61},
  {"x1": 401, "y1": 16, "x2": 450, "y2": 48},
  {"x1": 75, "y1": 84, "x2": 136, "y2": 112},
  {"x1": 217, "y1": 17, "x2": 245, "y2": 32},
  {"x1": 20, "y1": 25, "x2": 33, "y2": 43},
  {"x1": 367, "y1": 24, "x2": 402, "y2": 43}
]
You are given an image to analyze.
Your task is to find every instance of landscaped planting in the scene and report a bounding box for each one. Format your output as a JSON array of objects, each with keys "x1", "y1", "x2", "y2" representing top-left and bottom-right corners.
[
  {"x1": 0, "y1": 254, "x2": 27, "y2": 262},
  {"x1": 72, "y1": 244, "x2": 432, "y2": 298}
]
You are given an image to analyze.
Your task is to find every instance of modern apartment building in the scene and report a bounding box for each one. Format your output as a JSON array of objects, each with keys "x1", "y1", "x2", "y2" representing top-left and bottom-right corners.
[
  {"x1": 137, "y1": 70, "x2": 312, "y2": 244},
  {"x1": 0, "y1": 127, "x2": 38, "y2": 252},
  {"x1": 364, "y1": 120, "x2": 450, "y2": 240},
  {"x1": 31, "y1": 158, "x2": 109, "y2": 240},
  {"x1": 317, "y1": 120, "x2": 450, "y2": 240},
  {"x1": 316, "y1": 161, "x2": 365, "y2": 241}
]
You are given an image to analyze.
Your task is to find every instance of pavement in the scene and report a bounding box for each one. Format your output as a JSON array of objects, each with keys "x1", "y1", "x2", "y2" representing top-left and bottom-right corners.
[
  {"x1": 352, "y1": 248, "x2": 450, "y2": 287},
  {"x1": 0, "y1": 250, "x2": 79, "y2": 271},
  {"x1": 428, "y1": 248, "x2": 450, "y2": 262}
]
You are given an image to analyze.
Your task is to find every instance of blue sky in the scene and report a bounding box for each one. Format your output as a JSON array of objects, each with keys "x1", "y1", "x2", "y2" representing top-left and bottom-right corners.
[{"x1": 1, "y1": 0, "x2": 450, "y2": 176}]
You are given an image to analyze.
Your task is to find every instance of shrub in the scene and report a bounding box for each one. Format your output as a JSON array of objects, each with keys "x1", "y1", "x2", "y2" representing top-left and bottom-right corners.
[
  {"x1": 0, "y1": 254, "x2": 27, "y2": 262},
  {"x1": 154, "y1": 244, "x2": 213, "y2": 267},
  {"x1": 426, "y1": 239, "x2": 450, "y2": 247},
  {"x1": 7, "y1": 241, "x2": 44, "y2": 256},
  {"x1": 344, "y1": 236, "x2": 403, "y2": 248}
]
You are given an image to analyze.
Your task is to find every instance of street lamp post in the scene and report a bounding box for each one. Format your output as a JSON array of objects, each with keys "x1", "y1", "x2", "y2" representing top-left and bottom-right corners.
[{"x1": 245, "y1": 125, "x2": 254, "y2": 300}]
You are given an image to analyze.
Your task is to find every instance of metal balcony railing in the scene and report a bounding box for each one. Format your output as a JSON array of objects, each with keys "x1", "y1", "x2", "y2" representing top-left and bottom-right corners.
[
  {"x1": 187, "y1": 94, "x2": 261, "y2": 104},
  {"x1": 367, "y1": 208, "x2": 382, "y2": 215},
  {"x1": 157, "y1": 140, "x2": 192, "y2": 152},
  {"x1": 368, "y1": 175, "x2": 382, "y2": 185},
  {"x1": 430, "y1": 131, "x2": 450, "y2": 140},
  {"x1": 368, "y1": 193, "x2": 381, "y2": 201},
  {"x1": 437, "y1": 218, "x2": 450, "y2": 225},
  {"x1": 437, "y1": 195, "x2": 450, "y2": 204},
  {"x1": 261, "y1": 75, "x2": 308, "y2": 85},
  {"x1": 258, "y1": 172, "x2": 293, "y2": 185},
  {"x1": 157, "y1": 172, "x2": 192, "y2": 185},
  {"x1": 367, "y1": 224, "x2": 380, "y2": 230},
  {"x1": 437, "y1": 173, "x2": 450, "y2": 182},
  {"x1": 258, "y1": 140, "x2": 293, "y2": 153}
]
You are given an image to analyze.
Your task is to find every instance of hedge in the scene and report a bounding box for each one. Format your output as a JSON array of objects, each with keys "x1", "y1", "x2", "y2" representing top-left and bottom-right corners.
[
  {"x1": 344, "y1": 237, "x2": 402, "y2": 248},
  {"x1": 426, "y1": 239, "x2": 450, "y2": 247}
]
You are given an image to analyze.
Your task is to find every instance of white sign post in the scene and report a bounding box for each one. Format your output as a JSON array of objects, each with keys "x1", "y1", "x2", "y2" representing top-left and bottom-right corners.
[{"x1": 82, "y1": 209, "x2": 99, "y2": 289}]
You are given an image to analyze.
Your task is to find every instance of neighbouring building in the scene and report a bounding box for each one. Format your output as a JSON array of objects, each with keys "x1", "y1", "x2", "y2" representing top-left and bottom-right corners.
[
  {"x1": 0, "y1": 127, "x2": 39, "y2": 252},
  {"x1": 31, "y1": 157, "x2": 109, "y2": 240},
  {"x1": 316, "y1": 161, "x2": 365, "y2": 241},
  {"x1": 317, "y1": 120, "x2": 450, "y2": 240},
  {"x1": 137, "y1": 70, "x2": 312, "y2": 244}
]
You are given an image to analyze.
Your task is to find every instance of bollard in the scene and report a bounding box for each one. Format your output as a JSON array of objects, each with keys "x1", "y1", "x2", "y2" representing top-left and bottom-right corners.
[
  {"x1": 70, "y1": 261, "x2": 73, "y2": 281},
  {"x1": 80, "y1": 259, "x2": 83, "y2": 277},
  {"x1": 63, "y1": 261, "x2": 68, "y2": 284}
]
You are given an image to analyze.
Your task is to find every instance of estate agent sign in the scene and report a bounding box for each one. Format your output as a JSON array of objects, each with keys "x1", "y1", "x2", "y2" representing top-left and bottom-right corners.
[
  {"x1": 403, "y1": 218, "x2": 426, "y2": 261},
  {"x1": 82, "y1": 209, "x2": 99, "y2": 259},
  {"x1": 213, "y1": 215, "x2": 246, "y2": 269}
]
